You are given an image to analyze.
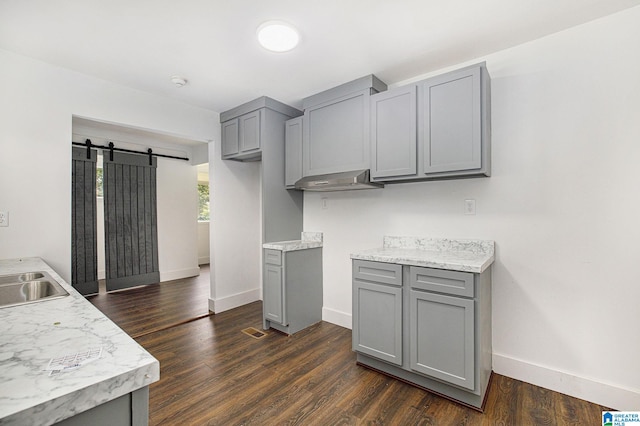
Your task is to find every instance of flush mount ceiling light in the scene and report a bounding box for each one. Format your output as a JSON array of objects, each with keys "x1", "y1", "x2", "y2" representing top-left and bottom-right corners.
[
  {"x1": 257, "y1": 21, "x2": 300, "y2": 52},
  {"x1": 170, "y1": 75, "x2": 187, "y2": 87}
]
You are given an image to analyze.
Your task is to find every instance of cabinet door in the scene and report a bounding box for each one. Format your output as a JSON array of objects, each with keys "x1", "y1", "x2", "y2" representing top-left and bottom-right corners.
[
  {"x1": 370, "y1": 85, "x2": 417, "y2": 179},
  {"x1": 420, "y1": 66, "x2": 481, "y2": 174},
  {"x1": 239, "y1": 110, "x2": 261, "y2": 154},
  {"x1": 303, "y1": 89, "x2": 370, "y2": 176},
  {"x1": 264, "y1": 264, "x2": 285, "y2": 325},
  {"x1": 353, "y1": 280, "x2": 402, "y2": 366},
  {"x1": 221, "y1": 119, "x2": 239, "y2": 158},
  {"x1": 285, "y1": 116, "x2": 303, "y2": 188},
  {"x1": 410, "y1": 290, "x2": 475, "y2": 390}
]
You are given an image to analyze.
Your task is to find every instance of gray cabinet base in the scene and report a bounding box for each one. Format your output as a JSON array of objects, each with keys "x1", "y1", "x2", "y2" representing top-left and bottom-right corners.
[
  {"x1": 356, "y1": 354, "x2": 492, "y2": 412},
  {"x1": 265, "y1": 318, "x2": 322, "y2": 336},
  {"x1": 55, "y1": 386, "x2": 149, "y2": 426},
  {"x1": 263, "y1": 248, "x2": 323, "y2": 336}
]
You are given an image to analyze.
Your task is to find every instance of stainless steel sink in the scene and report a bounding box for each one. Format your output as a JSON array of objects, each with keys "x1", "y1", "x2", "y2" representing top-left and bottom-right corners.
[{"x1": 0, "y1": 271, "x2": 69, "y2": 308}]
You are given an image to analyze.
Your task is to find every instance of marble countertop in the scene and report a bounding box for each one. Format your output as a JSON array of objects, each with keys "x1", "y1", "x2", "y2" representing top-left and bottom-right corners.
[
  {"x1": 0, "y1": 258, "x2": 159, "y2": 426},
  {"x1": 263, "y1": 231, "x2": 323, "y2": 252},
  {"x1": 350, "y1": 236, "x2": 495, "y2": 273}
]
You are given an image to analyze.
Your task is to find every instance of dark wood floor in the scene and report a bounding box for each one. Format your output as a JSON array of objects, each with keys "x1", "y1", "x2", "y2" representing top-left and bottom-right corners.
[
  {"x1": 89, "y1": 268, "x2": 609, "y2": 425},
  {"x1": 87, "y1": 265, "x2": 211, "y2": 338}
]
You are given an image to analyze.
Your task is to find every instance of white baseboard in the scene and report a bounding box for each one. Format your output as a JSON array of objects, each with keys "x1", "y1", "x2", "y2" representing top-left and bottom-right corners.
[
  {"x1": 98, "y1": 267, "x2": 200, "y2": 282},
  {"x1": 198, "y1": 256, "x2": 210, "y2": 265},
  {"x1": 493, "y1": 353, "x2": 640, "y2": 410},
  {"x1": 322, "y1": 307, "x2": 352, "y2": 330},
  {"x1": 160, "y1": 267, "x2": 200, "y2": 282},
  {"x1": 209, "y1": 288, "x2": 260, "y2": 314}
]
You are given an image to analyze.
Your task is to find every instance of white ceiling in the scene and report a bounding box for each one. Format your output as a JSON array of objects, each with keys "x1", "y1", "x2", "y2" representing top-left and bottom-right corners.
[{"x1": 1, "y1": 0, "x2": 639, "y2": 113}]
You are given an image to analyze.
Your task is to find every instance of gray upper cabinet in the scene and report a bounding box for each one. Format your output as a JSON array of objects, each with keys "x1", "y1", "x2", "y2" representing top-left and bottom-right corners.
[
  {"x1": 285, "y1": 116, "x2": 303, "y2": 188},
  {"x1": 239, "y1": 110, "x2": 261, "y2": 154},
  {"x1": 370, "y1": 85, "x2": 417, "y2": 179},
  {"x1": 370, "y1": 62, "x2": 491, "y2": 183},
  {"x1": 221, "y1": 110, "x2": 261, "y2": 161},
  {"x1": 302, "y1": 75, "x2": 387, "y2": 177},
  {"x1": 220, "y1": 97, "x2": 304, "y2": 244},
  {"x1": 220, "y1": 97, "x2": 302, "y2": 162},
  {"x1": 420, "y1": 66, "x2": 482, "y2": 175},
  {"x1": 221, "y1": 119, "x2": 239, "y2": 157}
]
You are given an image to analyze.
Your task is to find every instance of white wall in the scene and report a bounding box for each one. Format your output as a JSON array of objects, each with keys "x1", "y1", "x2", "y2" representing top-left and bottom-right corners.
[
  {"x1": 208, "y1": 139, "x2": 262, "y2": 313},
  {"x1": 305, "y1": 7, "x2": 640, "y2": 410},
  {"x1": 156, "y1": 158, "x2": 200, "y2": 281},
  {"x1": 197, "y1": 221, "x2": 210, "y2": 265},
  {"x1": 0, "y1": 49, "x2": 217, "y2": 282}
]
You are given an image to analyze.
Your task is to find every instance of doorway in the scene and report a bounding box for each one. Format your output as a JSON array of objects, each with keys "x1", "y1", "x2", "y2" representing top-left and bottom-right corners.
[{"x1": 72, "y1": 116, "x2": 209, "y2": 295}]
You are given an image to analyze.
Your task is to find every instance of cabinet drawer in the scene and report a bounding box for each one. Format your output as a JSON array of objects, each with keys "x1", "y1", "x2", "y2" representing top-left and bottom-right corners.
[
  {"x1": 264, "y1": 249, "x2": 282, "y2": 266},
  {"x1": 353, "y1": 260, "x2": 402, "y2": 286},
  {"x1": 410, "y1": 266, "x2": 474, "y2": 297}
]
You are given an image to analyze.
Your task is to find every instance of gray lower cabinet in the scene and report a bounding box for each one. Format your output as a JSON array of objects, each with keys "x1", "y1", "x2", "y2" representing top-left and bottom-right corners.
[
  {"x1": 263, "y1": 248, "x2": 323, "y2": 335},
  {"x1": 370, "y1": 62, "x2": 491, "y2": 183},
  {"x1": 284, "y1": 116, "x2": 303, "y2": 188},
  {"x1": 352, "y1": 260, "x2": 492, "y2": 410},
  {"x1": 409, "y1": 289, "x2": 475, "y2": 390},
  {"x1": 55, "y1": 386, "x2": 149, "y2": 426},
  {"x1": 264, "y1": 262, "x2": 284, "y2": 324},
  {"x1": 352, "y1": 278, "x2": 403, "y2": 366}
]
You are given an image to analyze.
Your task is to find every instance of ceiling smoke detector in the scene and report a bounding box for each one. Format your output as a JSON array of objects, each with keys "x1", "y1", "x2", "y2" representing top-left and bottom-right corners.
[
  {"x1": 257, "y1": 21, "x2": 300, "y2": 52},
  {"x1": 170, "y1": 75, "x2": 187, "y2": 87}
]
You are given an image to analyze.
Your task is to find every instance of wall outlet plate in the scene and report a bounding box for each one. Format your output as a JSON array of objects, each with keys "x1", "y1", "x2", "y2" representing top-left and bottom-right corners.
[
  {"x1": 0, "y1": 211, "x2": 8, "y2": 227},
  {"x1": 464, "y1": 200, "x2": 476, "y2": 215}
]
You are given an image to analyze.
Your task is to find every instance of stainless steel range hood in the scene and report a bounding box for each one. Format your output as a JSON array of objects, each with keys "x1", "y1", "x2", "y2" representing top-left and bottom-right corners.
[{"x1": 294, "y1": 169, "x2": 383, "y2": 192}]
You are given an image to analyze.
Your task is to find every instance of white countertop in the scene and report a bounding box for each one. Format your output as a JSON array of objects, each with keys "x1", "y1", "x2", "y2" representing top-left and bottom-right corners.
[
  {"x1": 0, "y1": 258, "x2": 159, "y2": 426},
  {"x1": 350, "y1": 236, "x2": 495, "y2": 273},
  {"x1": 263, "y1": 231, "x2": 323, "y2": 252}
]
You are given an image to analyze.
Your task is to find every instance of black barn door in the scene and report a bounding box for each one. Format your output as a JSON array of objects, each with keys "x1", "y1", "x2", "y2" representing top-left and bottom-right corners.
[
  {"x1": 71, "y1": 147, "x2": 99, "y2": 295},
  {"x1": 103, "y1": 151, "x2": 160, "y2": 291}
]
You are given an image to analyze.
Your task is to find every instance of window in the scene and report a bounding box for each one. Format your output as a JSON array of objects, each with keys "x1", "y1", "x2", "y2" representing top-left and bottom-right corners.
[
  {"x1": 198, "y1": 183, "x2": 210, "y2": 221},
  {"x1": 96, "y1": 167, "x2": 103, "y2": 197}
]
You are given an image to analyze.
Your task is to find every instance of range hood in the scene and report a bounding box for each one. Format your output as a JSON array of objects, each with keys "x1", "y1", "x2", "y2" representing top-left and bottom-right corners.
[{"x1": 294, "y1": 169, "x2": 383, "y2": 192}]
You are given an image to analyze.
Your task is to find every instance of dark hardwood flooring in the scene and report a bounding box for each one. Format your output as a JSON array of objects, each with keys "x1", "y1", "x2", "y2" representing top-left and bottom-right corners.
[
  {"x1": 88, "y1": 268, "x2": 609, "y2": 425},
  {"x1": 87, "y1": 265, "x2": 211, "y2": 338}
]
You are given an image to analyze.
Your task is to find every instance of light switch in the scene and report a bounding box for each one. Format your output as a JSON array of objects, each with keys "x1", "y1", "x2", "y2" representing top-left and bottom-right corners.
[
  {"x1": 321, "y1": 198, "x2": 328, "y2": 210},
  {"x1": 464, "y1": 200, "x2": 476, "y2": 215},
  {"x1": 0, "y1": 211, "x2": 8, "y2": 227}
]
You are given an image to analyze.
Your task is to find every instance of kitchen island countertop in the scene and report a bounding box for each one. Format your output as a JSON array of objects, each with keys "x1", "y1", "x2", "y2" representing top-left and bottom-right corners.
[{"x1": 0, "y1": 257, "x2": 159, "y2": 426}]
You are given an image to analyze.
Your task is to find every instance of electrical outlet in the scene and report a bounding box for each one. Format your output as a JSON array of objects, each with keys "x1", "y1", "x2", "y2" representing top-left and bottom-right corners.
[
  {"x1": 0, "y1": 211, "x2": 8, "y2": 227},
  {"x1": 464, "y1": 199, "x2": 476, "y2": 215}
]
